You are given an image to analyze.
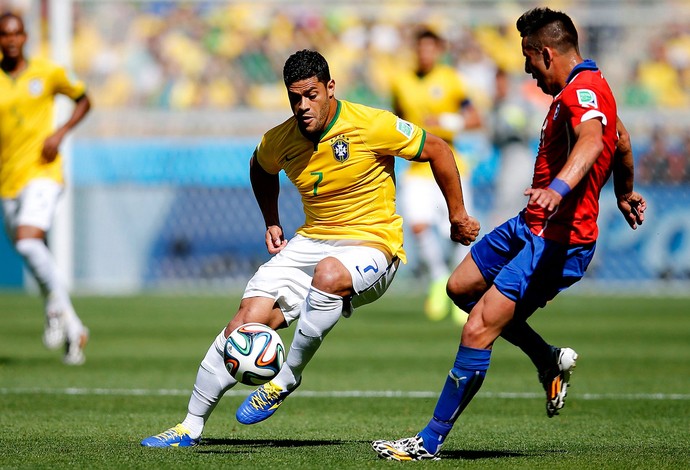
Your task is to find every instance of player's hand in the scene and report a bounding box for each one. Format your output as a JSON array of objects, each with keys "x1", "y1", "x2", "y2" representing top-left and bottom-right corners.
[
  {"x1": 41, "y1": 132, "x2": 64, "y2": 163},
  {"x1": 450, "y1": 215, "x2": 480, "y2": 245},
  {"x1": 265, "y1": 225, "x2": 287, "y2": 254},
  {"x1": 525, "y1": 187, "x2": 562, "y2": 213},
  {"x1": 617, "y1": 191, "x2": 646, "y2": 229}
]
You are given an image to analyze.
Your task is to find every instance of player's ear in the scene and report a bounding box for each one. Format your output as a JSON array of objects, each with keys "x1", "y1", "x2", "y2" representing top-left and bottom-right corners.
[
  {"x1": 542, "y1": 47, "x2": 553, "y2": 69},
  {"x1": 327, "y1": 79, "x2": 336, "y2": 99}
]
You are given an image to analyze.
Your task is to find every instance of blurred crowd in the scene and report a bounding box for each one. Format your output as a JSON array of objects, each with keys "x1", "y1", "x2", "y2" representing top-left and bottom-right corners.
[{"x1": 2, "y1": 0, "x2": 690, "y2": 184}]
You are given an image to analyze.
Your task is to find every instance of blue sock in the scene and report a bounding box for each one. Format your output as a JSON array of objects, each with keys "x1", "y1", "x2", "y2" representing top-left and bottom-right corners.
[{"x1": 418, "y1": 345, "x2": 491, "y2": 453}]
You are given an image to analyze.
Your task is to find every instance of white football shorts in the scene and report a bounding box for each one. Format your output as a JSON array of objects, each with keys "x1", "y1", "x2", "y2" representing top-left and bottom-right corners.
[
  {"x1": 1, "y1": 178, "x2": 63, "y2": 239},
  {"x1": 243, "y1": 234, "x2": 400, "y2": 325}
]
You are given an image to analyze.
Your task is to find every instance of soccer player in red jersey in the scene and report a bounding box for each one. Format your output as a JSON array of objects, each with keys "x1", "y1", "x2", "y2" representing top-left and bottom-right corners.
[{"x1": 372, "y1": 7, "x2": 646, "y2": 460}]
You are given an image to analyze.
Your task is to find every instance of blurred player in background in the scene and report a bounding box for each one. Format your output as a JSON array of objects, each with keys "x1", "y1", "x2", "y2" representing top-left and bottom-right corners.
[
  {"x1": 372, "y1": 7, "x2": 647, "y2": 460},
  {"x1": 141, "y1": 49, "x2": 480, "y2": 447},
  {"x1": 391, "y1": 28, "x2": 483, "y2": 325},
  {"x1": 489, "y1": 67, "x2": 536, "y2": 226},
  {"x1": 0, "y1": 13, "x2": 91, "y2": 365}
]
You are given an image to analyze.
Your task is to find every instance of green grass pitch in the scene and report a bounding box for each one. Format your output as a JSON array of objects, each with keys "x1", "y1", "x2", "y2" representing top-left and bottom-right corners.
[{"x1": 1, "y1": 289, "x2": 689, "y2": 469}]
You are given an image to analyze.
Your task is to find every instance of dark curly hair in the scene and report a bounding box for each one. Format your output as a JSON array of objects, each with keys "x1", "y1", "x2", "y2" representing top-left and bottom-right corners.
[
  {"x1": 516, "y1": 7, "x2": 579, "y2": 54},
  {"x1": 283, "y1": 49, "x2": 331, "y2": 87}
]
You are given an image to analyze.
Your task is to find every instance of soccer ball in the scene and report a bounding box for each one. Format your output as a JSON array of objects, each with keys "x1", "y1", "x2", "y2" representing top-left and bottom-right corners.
[{"x1": 223, "y1": 323, "x2": 285, "y2": 386}]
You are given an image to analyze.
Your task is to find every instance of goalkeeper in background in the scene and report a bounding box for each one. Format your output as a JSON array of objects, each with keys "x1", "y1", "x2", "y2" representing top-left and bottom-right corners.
[
  {"x1": 391, "y1": 27, "x2": 483, "y2": 325},
  {"x1": 0, "y1": 12, "x2": 91, "y2": 365}
]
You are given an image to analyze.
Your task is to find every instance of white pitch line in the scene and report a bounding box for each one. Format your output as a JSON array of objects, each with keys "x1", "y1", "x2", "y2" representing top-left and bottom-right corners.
[{"x1": 1, "y1": 388, "x2": 689, "y2": 401}]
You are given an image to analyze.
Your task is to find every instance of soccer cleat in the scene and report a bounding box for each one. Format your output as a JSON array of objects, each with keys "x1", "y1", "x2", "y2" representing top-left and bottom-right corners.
[
  {"x1": 63, "y1": 327, "x2": 89, "y2": 366},
  {"x1": 236, "y1": 379, "x2": 299, "y2": 425},
  {"x1": 539, "y1": 347, "x2": 578, "y2": 417},
  {"x1": 140, "y1": 424, "x2": 199, "y2": 447},
  {"x1": 424, "y1": 277, "x2": 451, "y2": 321},
  {"x1": 371, "y1": 435, "x2": 440, "y2": 461},
  {"x1": 42, "y1": 313, "x2": 66, "y2": 350}
]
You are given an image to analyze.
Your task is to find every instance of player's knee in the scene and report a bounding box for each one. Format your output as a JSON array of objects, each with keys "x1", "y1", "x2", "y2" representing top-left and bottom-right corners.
[
  {"x1": 15, "y1": 237, "x2": 45, "y2": 259},
  {"x1": 312, "y1": 257, "x2": 352, "y2": 296}
]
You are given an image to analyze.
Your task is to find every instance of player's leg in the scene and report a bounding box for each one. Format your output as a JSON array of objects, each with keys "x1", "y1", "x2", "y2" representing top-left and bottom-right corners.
[
  {"x1": 373, "y1": 285, "x2": 513, "y2": 460},
  {"x1": 235, "y1": 258, "x2": 350, "y2": 425},
  {"x1": 501, "y1": 242, "x2": 594, "y2": 417},
  {"x1": 237, "y1": 243, "x2": 397, "y2": 425},
  {"x1": 142, "y1": 239, "x2": 314, "y2": 447},
  {"x1": 141, "y1": 296, "x2": 285, "y2": 447},
  {"x1": 402, "y1": 175, "x2": 451, "y2": 320},
  {"x1": 7, "y1": 180, "x2": 88, "y2": 362}
]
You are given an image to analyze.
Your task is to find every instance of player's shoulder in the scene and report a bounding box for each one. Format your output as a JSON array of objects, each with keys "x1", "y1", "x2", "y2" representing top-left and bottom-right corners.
[
  {"x1": 566, "y1": 70, "x2": 613, "y2": 97},
  {"x1": 27, "y1": 57, "x2": 63, "y2": 74},
  {"x1": 339, "y1": 99, "x2": 391, "y2": 123}
]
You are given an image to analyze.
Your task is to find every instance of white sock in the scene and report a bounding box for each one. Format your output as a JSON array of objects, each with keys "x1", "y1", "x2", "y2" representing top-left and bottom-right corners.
[
  {"x1": 416, "y1": 229, "x2": 448, "y2": 280},
  {"x1": 15, "y1": 238, "x2": 84, "y2": 338},
  {"x1": 183, "y1": 329, "x2": 237, "y2": 438},
  {"x1": 274, "y1": 287, "x2": 343, "y2": 389}
]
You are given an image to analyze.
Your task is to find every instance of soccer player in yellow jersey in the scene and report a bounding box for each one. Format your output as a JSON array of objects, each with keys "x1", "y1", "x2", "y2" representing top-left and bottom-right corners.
[
  {"x1": 142, "y1": 49, "x2": 480, "y2": 447},
  {"x1": 391, "y1": 28, "x2": 483, "y2": 324},
  {"x1": 0, "y1": 13, "x2": 91, "y2": 365}
]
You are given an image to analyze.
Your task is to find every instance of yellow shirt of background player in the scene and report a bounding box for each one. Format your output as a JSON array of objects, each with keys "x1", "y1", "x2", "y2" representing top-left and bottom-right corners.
[
  {"x1": 391, "y1": 63, "x2": 468, "y2": 177},
  {"x1": 0, "y1": 58, "x2": 87, "y2": 198},
  {"x1": 255, "y1": 99, "x2": 428, "y2": 263}
]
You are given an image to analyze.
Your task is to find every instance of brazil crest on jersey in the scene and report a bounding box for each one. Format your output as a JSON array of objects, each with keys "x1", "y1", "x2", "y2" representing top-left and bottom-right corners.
[
  {"x1": 524, "y1": 62, "x2": 618, "y2": 245},
  {"x1": 0, "y1": 57, "x2": 87, "y2": 198},
  {"x1": 255, "y1": 100, "x2": 428, "y2": 263}
]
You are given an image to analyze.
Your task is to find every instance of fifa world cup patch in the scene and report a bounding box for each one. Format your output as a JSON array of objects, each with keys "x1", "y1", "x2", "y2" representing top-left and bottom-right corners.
[
  {"x1": 330, "y1": 136, "x2": 350, "y2": 163},
  {"x1": 576, "y1": 89, "x2": 598, "y2": 108},
  {"x1": 396, "y1": 118, "x2": 414, "y2": 138}
]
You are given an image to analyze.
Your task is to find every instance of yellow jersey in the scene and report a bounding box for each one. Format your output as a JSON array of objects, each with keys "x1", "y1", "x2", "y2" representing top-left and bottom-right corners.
[
  {"x1": 391, "y1": 63, "x2": 469, "y2": 177},
  {"x1": 0, "y1": 58, "x2": 87, "y2": 198},
  {"x1": 255, "y1": 100, "x2": 427, "y2": 263}
]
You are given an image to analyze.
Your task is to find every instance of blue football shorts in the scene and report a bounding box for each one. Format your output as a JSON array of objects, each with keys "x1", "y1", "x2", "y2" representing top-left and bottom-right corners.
[{"x1": 470, "y1": 212, "x2": 596, "y2": 319}]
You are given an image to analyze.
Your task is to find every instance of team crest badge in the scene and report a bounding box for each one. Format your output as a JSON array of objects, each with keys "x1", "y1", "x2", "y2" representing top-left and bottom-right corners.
[
  {"x1": 28, "y1": 79, "x2": 44, "y2": 96},
  {"x1": 331, "y1": 136, "x2": 350, "y2": 163}
]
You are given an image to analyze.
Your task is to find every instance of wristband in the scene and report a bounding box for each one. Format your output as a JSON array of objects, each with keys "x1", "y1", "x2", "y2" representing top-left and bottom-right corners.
[{"x1": 548, "y1": 178, "x2": 571, "y2": 198}]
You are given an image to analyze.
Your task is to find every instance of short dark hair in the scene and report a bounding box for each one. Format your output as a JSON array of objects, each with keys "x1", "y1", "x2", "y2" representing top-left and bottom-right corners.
[
  {"x1": 0, "y1": 12, "x2": 23, "y2": 26},
  {"x1": 516, "y1": 7, "x2": 579, "y2": 54},
  {"x1": 283, "y1": 49, "x2": 331, "y2": 87},
  {"x1": 415, "y1": 27, "x2": 442, "y2": 44}
]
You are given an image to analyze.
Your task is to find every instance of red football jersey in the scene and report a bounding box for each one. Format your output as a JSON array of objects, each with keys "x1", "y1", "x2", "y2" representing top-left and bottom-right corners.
[{"x1": 524, "y1": 67, "x2": 618, "y2": 245}]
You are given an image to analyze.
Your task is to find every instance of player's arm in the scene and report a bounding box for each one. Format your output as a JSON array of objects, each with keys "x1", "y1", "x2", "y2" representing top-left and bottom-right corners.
[
  {"x1": 42, "y1": 94, "x2": 91, "y2": 163},
  {"x1": 613, "y1": 117, "x2": 646, "y2": 229},
  {"x1": 416, "y1": 132, "x2": 480, "y2": 245},
  {"x1": 525, "y1": 118, "x2": 604, "y2": 212},
  {"x1": 250, "y1": 153, "x2": 287, "y2": 254}
]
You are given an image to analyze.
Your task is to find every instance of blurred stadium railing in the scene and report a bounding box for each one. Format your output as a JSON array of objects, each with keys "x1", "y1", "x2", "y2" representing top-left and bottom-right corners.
[{"x1": 1, "y1": 0, "x2": 689, "y2": 295}]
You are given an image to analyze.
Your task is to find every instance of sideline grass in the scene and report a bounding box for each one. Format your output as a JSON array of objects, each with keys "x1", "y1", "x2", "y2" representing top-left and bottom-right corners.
[{"x1": 1, "y1": 291, "x2": 689, "y2": 469}]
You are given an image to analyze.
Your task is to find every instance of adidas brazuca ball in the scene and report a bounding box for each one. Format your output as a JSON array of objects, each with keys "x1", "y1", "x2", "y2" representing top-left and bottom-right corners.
[{"x1": 224, "y1": 323, "x2": 286, "y2": 385}]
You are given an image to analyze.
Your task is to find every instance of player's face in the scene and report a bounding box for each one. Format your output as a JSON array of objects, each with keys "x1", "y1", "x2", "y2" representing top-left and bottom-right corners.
[
  {"x1": 0, "y1": 17, "x2": 26, "y2": 60},
  {"x1": 417, "y1": 37, "x2": 440, "y2": 73},
  {"x1": 522, "y1": 37, "x2": 553, "y2": 96},
  {"x1": 287, "y1": 76, "x2": 336, "y2": 138}
]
